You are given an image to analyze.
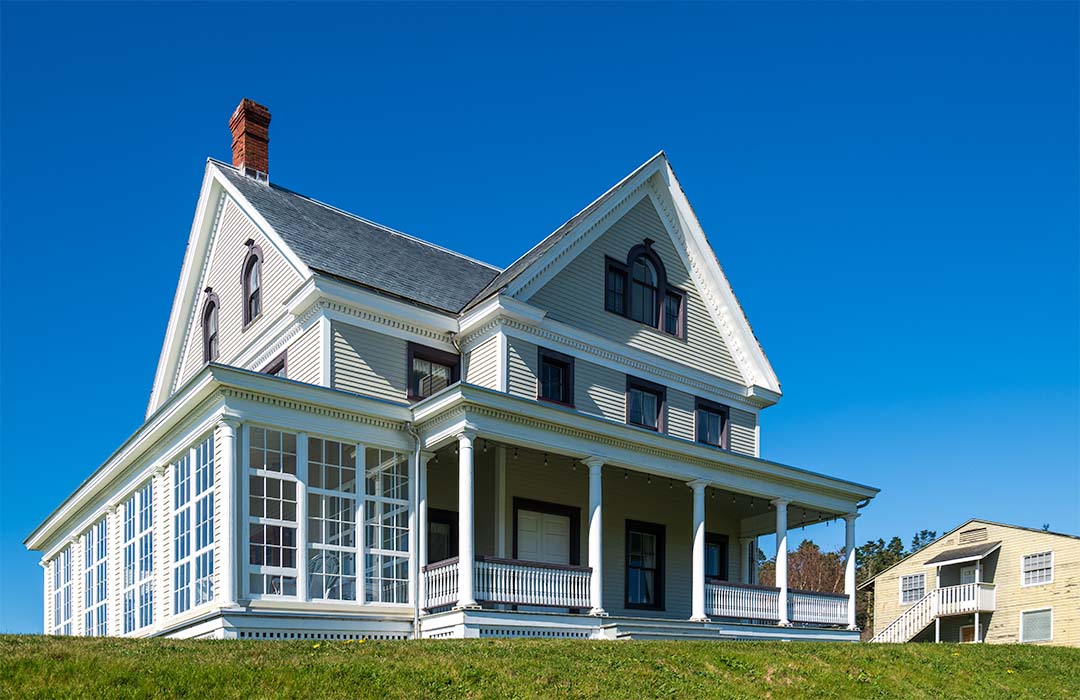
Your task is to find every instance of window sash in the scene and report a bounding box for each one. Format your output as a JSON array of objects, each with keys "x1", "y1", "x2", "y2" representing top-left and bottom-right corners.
[
  {"x1": 605, "y1": 266, "x2": 626, "y2": 314},
  {"x1": 1022, "y1": 552, "x2": 1053, "y2": 586},
  {"x1": 539, "y1": 359, "x2": 569, "y2": 404},
  {"x1": 1021, "y1": 609, "x2": 1052, "y2": 642},
  {"x1": 629, "y1": 387, "x2": 660, "y2": 429},
  {"x1": 900, "y1": 573, "x2": 925, "y2": 604}
]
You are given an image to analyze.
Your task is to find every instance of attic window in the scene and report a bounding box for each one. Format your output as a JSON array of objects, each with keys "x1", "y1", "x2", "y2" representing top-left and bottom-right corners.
[
  {"x1": 958, "y1": 528, "x2": 988, "y2": 544},
  {"x1": 242, "y1": 240, "x2": 263, "y2": 328},
  {"x1": 605, "y1": 241, "x2": 685, "y2": 338},
  {"x1": 202, "y1": 290, "x2": 220, "y2": 362}
]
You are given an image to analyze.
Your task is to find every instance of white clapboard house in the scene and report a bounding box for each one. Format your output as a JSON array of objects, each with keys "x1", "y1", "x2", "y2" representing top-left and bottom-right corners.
[{"x1": 25, "y1": 100, "x2": 879, "y2": 641}]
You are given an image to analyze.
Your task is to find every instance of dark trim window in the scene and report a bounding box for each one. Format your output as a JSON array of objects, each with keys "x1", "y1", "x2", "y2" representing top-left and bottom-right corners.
[
  {"x1": 241, "y1": 240, "x2": 264, "y2": 328},
  {"x1": 537, "y1": 348, "x2": 574, "y2": 407},
  {"x1": 201, "y1": 289, "x2": 220, "y2": 362},
  {"x1": 261, "y1": 351, "x2": 287, "y2": 378},
  {"x1": 626, "y1": 376, "x2": 666, "y2": 432},
  {"x1": 695, "y1": 398, "x2": 730, "y2": 449},
  {"x1": 512, "y1": 497, "x2": 582, "y2": 565},
  {"x1": 427, "y1": 508, "x2": 459, "y2": 564},
  {"x1": 407, "y1": 343, "x2": 460, "y2": 401},
  {"x1": 706, "y1": 533, "x2": 729, "y2": 581},
  {"x1": 604, "y1": 240, "x2": 685, "y2": 338},
  {"x1": 625, "y1": 519, "x2": 665, "y2": 610}
]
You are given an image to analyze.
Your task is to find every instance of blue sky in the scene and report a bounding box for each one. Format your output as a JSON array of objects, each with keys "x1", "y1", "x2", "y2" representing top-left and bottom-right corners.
[{"x1": 1, "y1": 2, "x2": 1076, "y2": 633}]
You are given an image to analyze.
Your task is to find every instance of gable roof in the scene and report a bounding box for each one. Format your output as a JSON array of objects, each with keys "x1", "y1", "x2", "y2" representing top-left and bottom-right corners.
[
  {"x1": 857, "y1": 518, "x2": 1080, "y2": 590},
  {"x1": 922, "y1": 541, "x2": 1002, "y2": 567},
  {"x1": 212, "y1": 161, "x2": 500, "y2": 314}
]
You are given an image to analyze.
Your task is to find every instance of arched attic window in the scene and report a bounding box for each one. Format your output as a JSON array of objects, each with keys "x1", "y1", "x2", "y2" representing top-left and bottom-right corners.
[
  {"x1": 241, "y1": 239, "x2": 263, "y2": 327},
  {"x1": 202, "y1": 289, "x2": 221, "y2": 362},
  {"x1": 604, "y1": 239, "x2": 685, "y2": 338}
]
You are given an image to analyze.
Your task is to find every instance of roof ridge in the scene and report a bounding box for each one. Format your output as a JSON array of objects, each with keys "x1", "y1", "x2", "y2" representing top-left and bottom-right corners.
[{"x1": 207, "y1": 158, "x2": 502, "y2": 273}]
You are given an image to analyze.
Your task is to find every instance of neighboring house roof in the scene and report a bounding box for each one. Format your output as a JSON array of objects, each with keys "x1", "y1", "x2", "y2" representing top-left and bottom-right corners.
[
  {"x1": 213, "y1": 161, "x2": 501, "y2": 314},
  {"x1": 857, "y1": 518, "x2": 1080, "y2": 590},
  {"x1": 922, "y1": 541, "x2": 1002, "y2": 567}
]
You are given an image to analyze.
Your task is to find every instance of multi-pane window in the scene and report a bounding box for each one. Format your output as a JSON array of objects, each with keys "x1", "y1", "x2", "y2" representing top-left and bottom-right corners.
[
  {"x1": 705, "y1": 534, "x2": 728, "y2": 581},
  {"x1": 308, "y1": 438, "x2": 358, "y2": 601},
  {"x1": 627, "y1": 378, "x2": 665, "y2": 431},
  {"x1": 605, "y1": 248, "x2": 684, "y2": 338},
  {"x1": 1021, "y1": 608, "x2": 1053, "y2": 643},
  {"x1": 242, "y1": 244, "x2": 263, "y2": 326},
  {"x1": 83, "y1": 519, "x2": 108, "y2": 636},
  {"x1": 1022, "y1": 552, "x2": 1053, "y2": 586},
  {"x1": 173, "y1": 436, "x2": 215, "y2": 615},
  {"x1": 408, "y1": 344, "x2": 459, "y2": 400},
  {"x1": 202, "y1": 293, "x2": 219, "y2": 362},
  {"x1": 538, "y1": 349, "x2": 574, "y2": 406},
  {"x1": 900, "y1": 573, "x2": 925, "y2": 604},
  {"x1": 630, "y1": 256, "x2": 659, "y2": 327},
  {"x1": 364, "y1": 448, "x2": 410, "y2": 604},
  {"x1": 626, "y1": 520, "x2": 664, "y2": 610},
  {"x1": 51, "y1": 546, "x2": 72, "y2": 635},
  {"x1": 248, "y1": 428, "x2": 298, "y2": 597},
  {"x1": 696, "y1": 400, "x2": 729, "y2": 448},
  {"x1": 122, "y1": 482, "x2": 154, "y2": 633},
  {"x1": 605, "y1": 263, "x2": 627, "y2": 315}
]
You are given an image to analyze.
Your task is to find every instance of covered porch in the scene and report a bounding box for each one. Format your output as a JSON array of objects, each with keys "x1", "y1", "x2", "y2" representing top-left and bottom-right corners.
[{"x1": 411, "y1": 385, "x2": 876, "y2": 640}]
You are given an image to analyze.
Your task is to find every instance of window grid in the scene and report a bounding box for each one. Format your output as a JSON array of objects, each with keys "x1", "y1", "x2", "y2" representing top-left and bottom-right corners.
[
  {"x1": 900, "y1": 573, "x2": 925, "y2": 604},
  {"x1": 1022, "y1": 552, "x2": 1053, "y2": 586},
  {"x1": 363, "y1": 448, "x2": 410, "y2": 604},
  {"x1": 173, "y1": 435, "x2": 217, "y2": 615},
  {"x1": 1021, "y1": 608, "x2": 1052, "y2": 643},
  {"x1": 122, "y1": 482, "x2": 154, "y2": 633},
  {"x1": 52, "y1": 547, "x2": 72, "y2": 635},
  {"x1": 83, "y1": 519, "x2": 108, "y2": 636},
  {"x1": 248, "y1": 427, "x2": 299, "y2": 597},
  {"x1": 308, "y1": 438, "x2": 358, "y2": 601}
]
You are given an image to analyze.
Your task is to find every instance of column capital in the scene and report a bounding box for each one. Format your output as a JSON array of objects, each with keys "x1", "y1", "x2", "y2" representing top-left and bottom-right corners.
[
  {"x1": 582, "y1": 456, "x2": 604, "y2": 470},
  {"x1": 843, "y1": 512, "x2": 860, "y2": 523},
  {"x1": 738, "y1": 536, "x2": 755, "y2": 545},
  {"x1": 153, "y1": 463, "x2": 168, "y2": 477},
  {"x1": 688, "y1": 479, "x2": 709, "y2": 492},
  {"x1": 419, "y1": 451, "x2": 437, "y2": 467},
  {"x1": 456, "y1": 428, "x2": 476, "y2": 444},
  {"x1": 770, "y1": 498, "x2": 790, "y2": 508},
  {"x1": 217, "y1": 413, "x2": 242, "y2": 431}
]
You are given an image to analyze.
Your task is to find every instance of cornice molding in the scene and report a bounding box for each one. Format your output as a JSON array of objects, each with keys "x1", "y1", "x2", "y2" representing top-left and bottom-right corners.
[
  {"x1": 219, "y1": 387, "x2": 407, "y2": 432},
  {"x1": 321, "y1": 298, "x2": 448, "y2": 344}
]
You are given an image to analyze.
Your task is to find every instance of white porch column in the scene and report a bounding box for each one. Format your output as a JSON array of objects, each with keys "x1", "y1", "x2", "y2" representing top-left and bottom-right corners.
[
  {"x1": 974, "y1": 560, "x2": 982, "y2": 643},
  {"x1": 690, "y1": 480, "x2": 709, "y2": 621},
  {"x1": 217, "y1": 417, "x2": 240, "y2": 608},
  {"x1": 456, "y1": 430, "x2": 478, "y2": 608},
  {"x1": 416, "y1": 451, "x2": 434, "y2": 611},
  {"x1": 772, "y1": 499, "x2": 790, "y2": 626},
  {"x1": 935, "y1": 567, "x2": 942, "y2": 643},
  {"x1": 844, "y1": 513, "x2": 858, "y2": 630},
  {"x1": 584, "y1": 457, "x2": 606, "y2": 616},
  {"x1": 739, "y1": 537, "x2": 754, "y2": 584}
]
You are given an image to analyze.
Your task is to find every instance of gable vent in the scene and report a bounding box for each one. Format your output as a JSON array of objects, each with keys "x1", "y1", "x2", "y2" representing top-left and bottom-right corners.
[{"x1": 959, "y1": 527, "x2": 988, "y2": 544}]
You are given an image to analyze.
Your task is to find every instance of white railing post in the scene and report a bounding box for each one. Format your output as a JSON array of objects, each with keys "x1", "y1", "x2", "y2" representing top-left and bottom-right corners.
[
  {"x1": 584, "y1": 457, "x2": 605, "y2": 616},
  {"x1": 690, "y1": 480, "x2": 709, "y2": 621},
  {"x1": 456, "y1": 430, "x2": 478, "y2": 608},
  {"x1": 844, "y1": 512, "x2": 858, "y2": 630},
  {"x1": 772, "y1": 499, "x2": 790, "y2": 626}
]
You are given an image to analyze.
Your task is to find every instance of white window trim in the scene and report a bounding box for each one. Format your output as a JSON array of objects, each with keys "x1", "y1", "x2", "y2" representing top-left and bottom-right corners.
[
  {"x1": 121, "y1": 481, "x2": 155, "y2": 635},
  {"x1": 172, "y1": 434, "x2": 216, "y2": 616},
  {"x1": 306, "y1": 437, "x2": 360, "y2": 604},
  {"x1": 898, "y1": 572, "x2": 926, "y2": 605},
  {"x1": 82, "y1": 518, "x2": 109, "y2": 636},
  {"x1": 1020, "y1": 607, "x2": 1053, "y2": 643},
  {"x1": 1020, "y1": 550, "x2": 1054, "y2": 588}
]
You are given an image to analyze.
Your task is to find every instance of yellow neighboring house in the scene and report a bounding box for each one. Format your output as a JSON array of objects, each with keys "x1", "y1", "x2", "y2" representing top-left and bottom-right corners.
[{"x1": 860, "y1": 519, "x2": 1079, "y2": 646}]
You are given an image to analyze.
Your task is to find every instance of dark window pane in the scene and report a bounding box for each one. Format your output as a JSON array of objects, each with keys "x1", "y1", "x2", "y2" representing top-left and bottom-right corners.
[
  {"x1": 629, "y1": 388, "x2": 659, "y2": 428},
  {"x1": 412, "y1": 358, "x2": 452, "y2": 399},
  {"x1": 605, "y1": 267, "x2": 626, "y2": 314},
  {"x1": 664, "y1": 293, "x2": 681, "y2": 335},
  {"x1": 630, "y1": 257, "x2": 658, "y2": 326},
  {"x1": 697, "y1": 408, "x2": 725, "y2": 446},
  {"x1": 539, "y1": 358, "x2": 568, "y2": 403}
]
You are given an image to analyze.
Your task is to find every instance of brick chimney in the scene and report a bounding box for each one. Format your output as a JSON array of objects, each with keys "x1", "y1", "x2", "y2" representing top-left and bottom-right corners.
[{"x1": 228, "y1": 98, "x2": 271, "y2": 180}]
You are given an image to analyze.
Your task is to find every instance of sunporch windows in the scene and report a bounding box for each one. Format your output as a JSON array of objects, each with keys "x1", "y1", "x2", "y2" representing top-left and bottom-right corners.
[
  {"x1": 83, "y1": 518, "x2": 108, "y2": 636},
  {"x1": 122, "y1": 482, "x2": 154, "y2": 633},
  {"x1": 248, "y1": 428, "x2": 299, "y2": 597},
  {"x1": 173, "y1": 435, "x2": 215, "y2": 615},
  {"x1": 364, "y1": 448, "x2": 410, "y2": 604},
  {"x1": 307, "y1": 438, "x2": 358, "y2": 601},
  {"x1": 51, "y1": 546, "x2": 72, "y2": 635}
]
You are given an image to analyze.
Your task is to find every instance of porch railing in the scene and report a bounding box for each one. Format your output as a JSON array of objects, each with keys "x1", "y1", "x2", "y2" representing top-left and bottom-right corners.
[
  {"x1": 704, "y1": 580, "x2": 849, "y2": 625},
  {"x1": 423, "y1": 557, "x2": 591, "y2": 610}
]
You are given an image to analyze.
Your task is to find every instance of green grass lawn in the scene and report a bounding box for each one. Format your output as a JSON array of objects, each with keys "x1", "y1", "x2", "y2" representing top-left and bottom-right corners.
[{"x1": 2, "y1": 635, "x2": 1078, "y2": 700}]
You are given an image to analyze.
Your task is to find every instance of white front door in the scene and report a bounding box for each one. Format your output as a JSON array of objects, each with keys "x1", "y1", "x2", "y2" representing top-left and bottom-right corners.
[
  {"x1": 517, "y1": 510, "x2": 571, "y2": 565},
  {"x1": 960, "y1": 565, "x2": 977, "y2": 584}
]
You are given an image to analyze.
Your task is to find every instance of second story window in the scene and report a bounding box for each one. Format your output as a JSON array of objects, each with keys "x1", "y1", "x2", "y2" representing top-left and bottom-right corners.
[
  {"x1": 627, "y1": 377, "x2": 666, "y2": 432},
  {"x1": 1022, "y1": 552, "x2": 1053, "y2": 586},
  {"x1": 242, "y1": 240, "x2": 264, "y2": 328},
  {"x1": 202, "y1": 291, "x2": 220, "y2": 362},
  {"x1": 605, "y1": 241, "x2": 685, "y2": 338},
  {"x1": 408, "y1": 343, "x2": 460, "y2": 401},
  {"x1": 537, "y1": 348, "x2": 574, "y2": 406},
  {"x1": 900, "y1": 573, "x2": 925, "y2": 604},
  {"x1": 695, "y1": 399, "x2": 729, "y2": 449}
]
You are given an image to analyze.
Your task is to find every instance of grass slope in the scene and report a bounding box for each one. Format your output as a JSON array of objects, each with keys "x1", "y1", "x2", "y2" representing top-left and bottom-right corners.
[{"x1": 2, "y1": 635, "x2": 1078, "y2": 700}]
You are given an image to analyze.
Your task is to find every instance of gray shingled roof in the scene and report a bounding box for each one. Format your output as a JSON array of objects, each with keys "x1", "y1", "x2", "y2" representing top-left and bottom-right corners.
[
  {"x1": 214, "y1": 161, "x2": 500, "y2": 313},
  {"x1": 923, "y1": 541, "x2": 1002, "y2": 566}
]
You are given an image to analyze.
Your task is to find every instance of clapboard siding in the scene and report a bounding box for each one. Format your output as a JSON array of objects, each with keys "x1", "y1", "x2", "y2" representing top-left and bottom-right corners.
[
  {"x1": 288, "y1": 322, "x2": 322, "y2": 385},
  {"x1": 529, "y1": 196, "x2": 745, "y2": 386},
  {"x1": 729, "y1": 408, "x2": 757, "y2": 457},
  {"x1": 506, "y1": 336, "x2": 538, "y2": 400},
  {"x1": 667, "y1": 389, "x2": 695, "y2": 442},
  {"x1": 331, "y1": 322, "x2": 408, "y2": 402},
  {"x1": 176, "y1": 196, "x2": 304, "y2": 389},
  {"x1": 575, "y1": 360, "x2": 625, "y2": 423},
  {"x1": 466, "y1": 335, "x2": 499, "y2": 390}
]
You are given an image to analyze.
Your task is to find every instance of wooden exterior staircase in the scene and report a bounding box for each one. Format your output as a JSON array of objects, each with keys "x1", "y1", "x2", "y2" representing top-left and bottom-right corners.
[{"x1": 871, "y1": 582, "x2": 996, "y2": 643}]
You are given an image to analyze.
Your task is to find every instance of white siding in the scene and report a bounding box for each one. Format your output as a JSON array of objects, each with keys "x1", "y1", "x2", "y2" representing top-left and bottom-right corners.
[
  {"x1": 506, "y1": 336, "x2": 538, "y2": 400},
  {"x1": 529, "y1": 196, "x2": 745, "y2": 385},
  {"x1": 730, "y1": 408, "x2": 756, "y2": 457},
  {"x1": 465, "y1": 335, "x2": 499, "y2": 390},
  {"x1": 288, "y1": 323, "x2": 322, "y2": 385},
  {"x1": 667, "y1": 389, "x2": 695, "y2": 442},
  {"x1": 575, "y1": 360, "x2": 624, "y2": 423},
  {"x1": 331, "y1": 321, "x2": 408, "y2": 402}
]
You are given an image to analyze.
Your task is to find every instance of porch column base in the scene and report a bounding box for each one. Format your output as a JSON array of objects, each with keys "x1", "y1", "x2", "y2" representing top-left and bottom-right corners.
[
  {"x1": 589, "y1": 608, "x2": 609, "y2": 617},
  {"x1": 453, "y1": 604, "x2": 482, "y2": 611},
  {"x1": 689, "y1": 615, "x2": 710, "y2": 623}
]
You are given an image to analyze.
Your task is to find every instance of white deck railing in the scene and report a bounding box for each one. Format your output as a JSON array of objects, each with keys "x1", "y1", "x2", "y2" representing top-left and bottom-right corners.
[
  {"x1": 705, "y1": 580, "x2": 781, "y2": 621},
  {"x1": 789, "y1": 589, "x2": 849, "y2": 625},
  {"x1": 423, "y1": 557, "x2": 591, "y2": 610},
  {"x1": 872, "y1": 582, "x2": 997, "y2": 643}
]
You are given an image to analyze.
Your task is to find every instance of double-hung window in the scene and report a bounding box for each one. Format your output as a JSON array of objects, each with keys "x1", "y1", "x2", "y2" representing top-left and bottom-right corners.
[
  {"x1": 308, "y1": 437, "x2": 359, "y2": 601},
  {"x1": 122, "y1": 482, "x2": 154, "y2": 633},
  {"x1": 1022, "y1": 552, "x2": 1053, "y2": 586},
  {"x1": 52, "y1": 546, "x2": 72, "y2": 635},
  {"x1": 364, "y1": 448, "x2": 410, "y2": 603},
  {"x1": 626, "y1": 520, "x2": 665, "y2": 610},
  {"x1": 173, "y1": 435, "x2": 216, "y2": 615},
  {"x1": 242, "y1": 241, "x2": 263, "y2": 327},
  {"x1": 605, "y1": 263, "x2": 627, "y2": 315},
  {"x1": 705, "y1": 533, "x2": 729, "y2": 581},
  {"x1": 695, "y1": 399, "x2": 729, "y2": 448},
  {"x1": 248, "y1": 428, "x2": 299, "y2": 597},
  {"x1": 900, "y1": 573, "x2": 925, "y2": 604},
  {"x1": 604, "y1": 243, "x2": 685, "y2": 338},
  {"x1": 627, "y1": 377, "x2": 666, "y2": 432},
  {"x1": 408, "y1": 344, "x2": 459, "y2": 401},
  {"x1": 83, "y1": 518, "x2": 108, "y2": 636},
  {"x1": 537, "y1": 348, "x2": 574, "y2": 406}
]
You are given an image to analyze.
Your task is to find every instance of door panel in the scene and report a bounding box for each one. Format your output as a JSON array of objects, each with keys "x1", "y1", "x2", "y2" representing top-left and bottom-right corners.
[
  {"x1": 960, "y1": 566, "x2": 977, "y2": 584},
  {"x1": 517, "y1": 510, "x2": 570, "y2": 564}
]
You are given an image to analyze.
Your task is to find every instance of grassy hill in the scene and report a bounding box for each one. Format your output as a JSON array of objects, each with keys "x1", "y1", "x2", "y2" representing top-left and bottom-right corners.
[{"x1": 2, "y1": 635, "x2": 1078, "y2": 700}]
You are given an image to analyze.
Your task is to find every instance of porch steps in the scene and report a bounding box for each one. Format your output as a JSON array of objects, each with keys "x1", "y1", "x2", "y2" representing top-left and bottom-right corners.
[{"x1": 870, "y1": 583, "x2": 996, "y2": 643}]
